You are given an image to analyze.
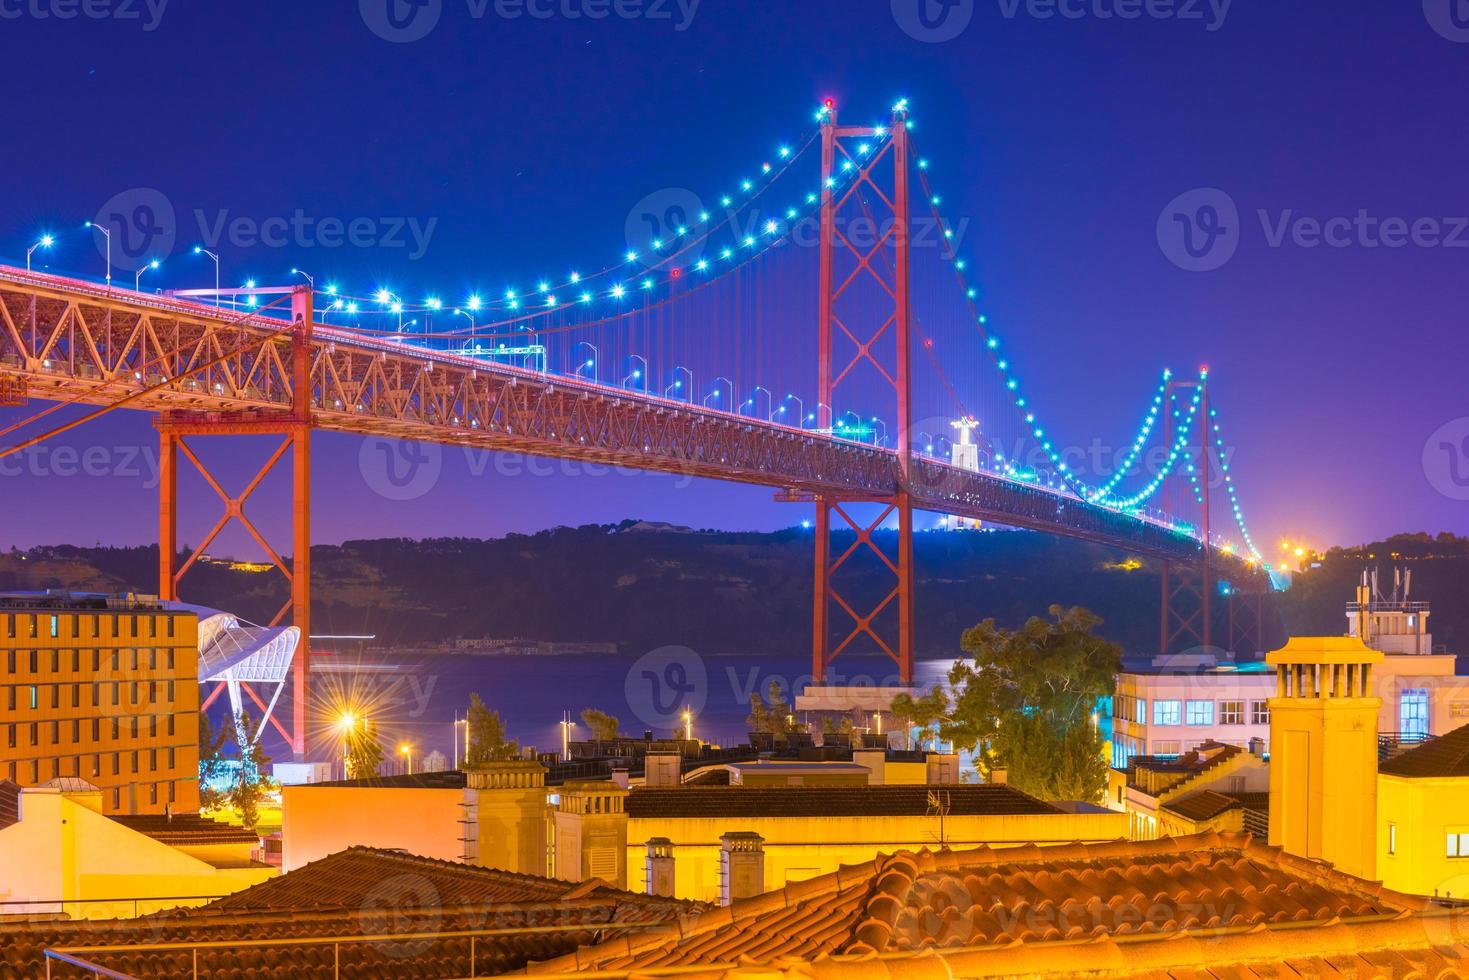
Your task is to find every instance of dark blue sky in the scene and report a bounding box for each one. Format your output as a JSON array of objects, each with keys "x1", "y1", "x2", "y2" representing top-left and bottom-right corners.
[{"x1": 2, "y1": 0, "x2": 1467, "y2": 557}]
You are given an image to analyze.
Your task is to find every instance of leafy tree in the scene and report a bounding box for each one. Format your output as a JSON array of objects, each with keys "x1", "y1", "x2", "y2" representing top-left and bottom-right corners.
[
  {"x1": 197, "y1": 713, "x2": 229, "y2": 811},
  {"x1": 464, "y1": 692, "x2": 519, "y2": 765},
  {"x1": 890, "y1": 685, "x2": 950, "y2": 750},
  {"x1": 225, "y1": 711, "x2": 272, "y2": 831},
  {"x1": 943, "y1": 605, "x2": 1120, "y2": 802},
  {"x1": 580, "y1": 708, "x2": 621, "y2": 741},
  {"x1": 344, "y1": 719, "x2": 384, "y2": 780},
  {"x1": 746, "y1": 681, "x2": 799, "y2": 735}
]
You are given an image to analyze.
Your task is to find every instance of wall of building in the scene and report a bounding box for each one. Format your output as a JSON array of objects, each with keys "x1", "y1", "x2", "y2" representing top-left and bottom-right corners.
[
  {"x1": 0, "y1": 789, "x2": 272, "y2": 919},
  {"x1": 1, "y1": 603, "x2": 200, "y2": 814},
  {"x1": 281, "y1": 786, "x2": 464, "y2": 871},
  {"x1": 1378, "y1": 774, "x2": 1469, "y2": 899},
  {"x1": 623, "y1": 810, "x2": 1125, "y2": 904}
]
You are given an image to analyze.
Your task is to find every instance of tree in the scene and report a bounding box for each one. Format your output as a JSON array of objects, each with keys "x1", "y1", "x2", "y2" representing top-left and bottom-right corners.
[
  {"x1": 580, "y1": 708, "x2": 621, "y2": 741},
  {"x1": 464, "y1": 692, "x2": 519, "y2": 765},
  {"x1": 197, "y1": 713, "x2": 229, "y2": 812},
  {"x1": 746, "y1": 681, "x2": 800, "y2": 736},
  {"x1": 344, "y1": 719, "x2": 384, "y2": 780},
  {"x1": 943, "y1": 605, "x2": 1120, "y2": 803},
  {"x1": 225, "y1": 711, "x2": 272, "y2": 832},
  {"x1": 890, "y1": 686, "x2": 950, "y2": 750}
]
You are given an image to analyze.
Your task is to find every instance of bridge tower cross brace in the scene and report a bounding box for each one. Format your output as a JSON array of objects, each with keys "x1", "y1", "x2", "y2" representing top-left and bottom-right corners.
[
  {"x1": 157, "y1": 286, "x2": 313, "y2": 760},
  {"x1": 1158, "y1": 373, "x2": 1213, "y2": 655},
  {"x1": 812, "y1": 103, "x2": 915, "y2": 685}
]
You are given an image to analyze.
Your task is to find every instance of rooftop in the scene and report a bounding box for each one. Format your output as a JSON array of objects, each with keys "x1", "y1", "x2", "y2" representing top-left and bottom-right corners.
[
  {"x1": 0, "y1": 589, "x2": 172, "y2": 612},
  {"x1": 526, "y1": 832, "x2": 1458, "y2": 977},
  {"x1": 1380, "y1": 721, "x2": 1469, "y2": 778},
  {"x1": 107, "y1": 813, "x2": 261, "y2": 847},
  {"x1": 624, "y1": 784, "x2": 1060, "y2": 819},
  {"x1": 0, "y1": 847, "x2": 700, "y2": 978}
]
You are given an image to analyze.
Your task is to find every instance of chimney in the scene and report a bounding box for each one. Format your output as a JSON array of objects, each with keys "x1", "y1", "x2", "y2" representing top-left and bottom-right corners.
[
  {"x1": 645, "y1": 837, "x2": 676, "y2": 897},
  {"x1": 644, "y1": 751, "x2": 681, "y2": 788},
  {"x1": 719, "y1": 832, "x2": 765, "y2": 905},
  {"x1": 989, "y1": 767, "x2": 1008, "y2": 785},
  {"x1": 926, "y1": 752, "x2": 959, "y2": 785},
  {"x1": 1266, "y1": 636, "x2": 1383, "y2": 881},
  {"x1": 852, "y1": 748, "x2": 885, "y2": 785},
  {"x1": 611, "y1": 767, "x2": 630, "y2": 789}
]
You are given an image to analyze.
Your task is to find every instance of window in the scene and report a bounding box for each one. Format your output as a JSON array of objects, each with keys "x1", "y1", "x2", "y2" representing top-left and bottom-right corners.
[
  {"x1": 48, "y1": 615, "x2": 58, "y2": 638},
  {"x1": 1251, "y1": 701, "x2": 1270, "y2": 725},
  {"x1": 1447, "y1": 831, "x2": 1469, "y2": 858},
  {"x1": 1388, "y1": 824, "x2": 1397, "y2": 856},
  {"x1": 1152, "y1": 700, "x2": 1182, "y2": 726},
  {"x1": 28, "y1": 686, "x2": 37, "y2": 710},
  {"x1": 1186, "y1": 700, "x2": 1215, "y2": 726},
  {"x1": 1152, "y1": 740, "x2": 1181, "y2": 756},
  {"x1": 1219, "y1": 701, "x2": 1244, "y2": 725},
  {"x1": 1401, "y1": 690, "x2": 1430, "y2": 738}
]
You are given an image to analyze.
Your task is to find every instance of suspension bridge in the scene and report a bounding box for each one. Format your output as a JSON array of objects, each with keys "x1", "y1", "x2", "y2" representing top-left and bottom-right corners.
[{"x1": 0, "y1": 98, "x2": 1276, "y2": 758}]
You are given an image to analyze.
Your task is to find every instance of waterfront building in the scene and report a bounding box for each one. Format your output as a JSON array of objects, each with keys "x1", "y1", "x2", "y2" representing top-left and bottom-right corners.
[
  {"x1": 0, "y1": 778, "x2": 272, "y2": 919},
  {"x1": 0, "y1": 592, "x2": 200, "y2": 814}
]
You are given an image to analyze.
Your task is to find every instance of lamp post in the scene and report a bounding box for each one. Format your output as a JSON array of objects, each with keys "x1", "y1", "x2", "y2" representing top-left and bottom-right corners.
[
  {"x1": 707, "y1": 376, "x2": 734, "y2": 410},
  {"x1": 399, "y1": 743, "x2": 413, "y2": 776},
  {"x1": 750, "y1": 386, "x2": 773, "y2": 422},
  {"x1": 871, "y1": 417, "x2": 887, "y2": 446},
  {"x1": 375, "y1": 289, "x2": 404, "y2": 332},
  {"x1": 134, "y1": 259, "x2": 160, "y2": 292},
  {"x1": 290, "y1": 267, "x2": 315, "y2": 290},
  {"x1": 574, "y1": 342, "x2": 598, "y2": 379},
  {"x1": 622, "y1": 354, "x2": 648, "y2": 391},
  {"x1": 337, "y1": 712, "x2": 358, "y2": 780},
  {"x1": 454, "y1": 716, "x2": 467, "y2": 769},
  {"x1": 682, "y1": 708, "x2": 693, "y2": 743},
  {"x1": 193, "y1": 247, "x2": 220, "y2": 307},
  {"x1": 669, "y1": 366, "x2": 693, "y2": 402},
  {"x1": 84, "y1": 222, "x2": 112, "y2": 291},
  {"x1": 25, "y1": 235, "x2": 54, "y2": 272},
  {"x1": 784, "y1": 394, "x2": 804, "y2": 427}
]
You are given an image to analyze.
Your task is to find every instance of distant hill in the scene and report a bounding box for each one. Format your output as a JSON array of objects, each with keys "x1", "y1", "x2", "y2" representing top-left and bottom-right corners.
[{"x1": 2, "y1": 526, "x2": 1464, "y2": 661}]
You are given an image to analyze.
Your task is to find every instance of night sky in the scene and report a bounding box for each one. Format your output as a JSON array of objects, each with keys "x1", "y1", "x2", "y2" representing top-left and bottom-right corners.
[{"x1": 2, "y1": 0, "x2": 1467, "y2": 557}]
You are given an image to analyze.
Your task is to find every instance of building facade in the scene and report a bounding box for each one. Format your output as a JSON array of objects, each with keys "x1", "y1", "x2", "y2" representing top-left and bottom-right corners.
[{"x1": 0, "y1": 592, "x2": 200, "y2": 814}]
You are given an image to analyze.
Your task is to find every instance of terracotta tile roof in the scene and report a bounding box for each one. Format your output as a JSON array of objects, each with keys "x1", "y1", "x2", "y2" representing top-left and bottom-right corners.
[
  {"x1": 625, "y1": 784, "x2": 1061, "y2": 818},
  {"x1": 1160, "y1": 789, "x2": 1241, "y2": 822},
  {"x1": 203, "y1": 846, "x2": 649, "y2": 912},
  {"x1": 526, "y1": 832, "x2": 1444, "y2": 976},
  {"x1": 0, "y1": 779, "x2": 19, "y2": 831},
  {"x1": 0, "y1": 847, "x2": 701, "y2": 979},
  {"x1": 1380, "y1": 721, "x2": 1469, "y2": 778},
  {"x1": 108, "y1": 813, "x2": 260, "y2": 846}
]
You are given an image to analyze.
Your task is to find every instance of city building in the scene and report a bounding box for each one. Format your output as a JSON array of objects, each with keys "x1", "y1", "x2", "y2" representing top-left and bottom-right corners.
[
  {"x1": 0, "y1": 778, "x2": 272, "y2": 919},
  {"x1": 1110, "y1": 581, "x2": 1469, "y2": 769},
  {"x1": 0, "y1": 846, "x2": 697, "y2": 977},
  {"x1": 0, "y1": 591, "x2": 200, "y2": 814},
  {"x1": 1108, "y1": 738, "x2": 1269, "y2": 838},
  {"x1": 523, "y1": 832, "x2": 1468, "y2": 977},
  {"x1": 1378, "y1": 721, "x2": 1469, "y2": 899}
]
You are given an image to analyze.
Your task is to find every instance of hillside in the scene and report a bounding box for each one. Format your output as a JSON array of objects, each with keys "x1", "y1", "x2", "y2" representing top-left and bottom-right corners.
[{"x1": 1, "y1": 526, "x2": 1464, "y2": 660}]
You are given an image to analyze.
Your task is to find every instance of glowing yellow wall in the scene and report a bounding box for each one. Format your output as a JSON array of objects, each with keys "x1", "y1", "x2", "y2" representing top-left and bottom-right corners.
[
  {"x1": 282, "y1": 785, "x2": 464, "y2": 871},
  {"x1": 1378, "y1": 774, "x2": 1469, "y2": 899},
  {"x1": 622, "y1": 810, "x2": 1125, "y2": 904}
]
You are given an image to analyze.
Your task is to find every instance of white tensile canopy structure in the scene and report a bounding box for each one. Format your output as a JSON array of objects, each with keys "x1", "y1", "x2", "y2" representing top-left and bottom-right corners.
[{"x1": 180, "y1": 604, "x2": 299, "y2": 749}]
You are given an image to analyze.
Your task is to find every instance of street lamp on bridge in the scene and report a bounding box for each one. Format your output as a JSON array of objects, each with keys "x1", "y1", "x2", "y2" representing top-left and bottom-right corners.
[
  {"x1": 622, "y1": 354, "x2": 648, "y2": 392},
  {"x1": 193, "y1": 246, "x2": 221, "y2": 306},
  {"x1": 25, "y1": 234, "x2": 54, "y2": 273},
  {"x1": 84, "y1": 222, "x2": 111, "y2": 291},
  {"x1": 134, "y1": 259, "x2": 160, "y2": 293}
]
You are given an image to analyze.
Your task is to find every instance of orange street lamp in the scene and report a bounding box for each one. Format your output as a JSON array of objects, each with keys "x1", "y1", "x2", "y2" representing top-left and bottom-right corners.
[{"x1": 399, "y1": 743, "x2": 413, "y2": 775}]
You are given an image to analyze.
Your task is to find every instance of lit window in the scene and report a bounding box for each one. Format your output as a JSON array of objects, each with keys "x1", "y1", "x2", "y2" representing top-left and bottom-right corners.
[
  {"x1": 1185, "y1": 700, "x2": 1215, "y2": 726},
  {"x1": 1388, "y1": 824, "x2": 1397, "y2": 855},
  {"x1": 1219, "y1": 701, "x2": 1244, "y2": 725},
  {"x1": 1401, "y1": 690, "x2": 1430, "y2": 739},
  {"x1": 1447, "y1": 831, "x2": 1469, "y2": 858},
  {"x1": 1251, "y1": 701, "x2": 1270, "y2": 725},
  {"x1": 1152, "y1": 700, "x2": 1181, "y2": 726}
]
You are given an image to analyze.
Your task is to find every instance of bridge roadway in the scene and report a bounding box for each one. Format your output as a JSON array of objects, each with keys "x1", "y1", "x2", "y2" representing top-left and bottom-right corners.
[{"x1": 0, "y1": 267, "x2": 1261, "y2": 582}]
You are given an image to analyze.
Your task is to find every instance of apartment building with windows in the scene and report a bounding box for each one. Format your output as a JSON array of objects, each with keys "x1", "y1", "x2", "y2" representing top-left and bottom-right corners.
[{"x1": 0, "y1": 592, "x2": 200, "y2": 814}]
